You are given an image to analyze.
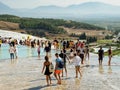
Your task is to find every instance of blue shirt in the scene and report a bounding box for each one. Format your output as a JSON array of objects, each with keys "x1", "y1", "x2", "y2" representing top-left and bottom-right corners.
[{"x1": 56, "y1": 57, "x2": 62, "y2": 70}]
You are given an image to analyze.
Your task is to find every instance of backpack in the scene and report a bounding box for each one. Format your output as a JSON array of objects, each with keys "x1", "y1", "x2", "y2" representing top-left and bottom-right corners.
[
  {"x1": 49, "y1": 63, "x2": 54, "y2": 73},
  {"x1": 58, "y1": 60, "x2": 64, "y2": 68}
]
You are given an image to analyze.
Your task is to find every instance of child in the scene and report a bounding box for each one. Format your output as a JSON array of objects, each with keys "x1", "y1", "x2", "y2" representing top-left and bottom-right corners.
[{"x1": 42, "y1": 56, "x2": 52, "y2": 86}]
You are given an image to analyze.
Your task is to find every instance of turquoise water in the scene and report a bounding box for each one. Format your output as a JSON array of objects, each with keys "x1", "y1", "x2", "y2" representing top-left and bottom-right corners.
[
  {"x1": 0, "y1": 44, "x2": 58, "y2": 60},
  {"x1": 0, "y1": 44, "x2": 120, "y2": 63}
]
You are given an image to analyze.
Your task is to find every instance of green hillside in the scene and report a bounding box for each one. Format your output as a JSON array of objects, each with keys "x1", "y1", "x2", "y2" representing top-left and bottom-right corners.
[{"x1": 0, "y1": 14, "x2": 105, "y2": 37}]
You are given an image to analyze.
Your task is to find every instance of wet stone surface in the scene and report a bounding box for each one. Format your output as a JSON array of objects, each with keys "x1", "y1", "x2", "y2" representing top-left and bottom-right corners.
[{"x1": 0, "y1": 54, "x2": 120, "y2": 90}]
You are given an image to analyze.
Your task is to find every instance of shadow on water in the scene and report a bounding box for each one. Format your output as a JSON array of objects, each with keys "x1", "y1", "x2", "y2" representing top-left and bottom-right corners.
[
  {"x1": 81, "y1": 65, "x2": 99, "y2": 68},
  {"x1": 9, "y1": 59, "x2": 18, "y2": 65},
  {"x1": 30, "y1": 77, "x2": 57, "y2": 82},
  {"x1": 27, "y1": 84, "x2": 57, "y2": 90},
  {"x1": 75, "y1": 78, "x2": 81, "y2": 85}
]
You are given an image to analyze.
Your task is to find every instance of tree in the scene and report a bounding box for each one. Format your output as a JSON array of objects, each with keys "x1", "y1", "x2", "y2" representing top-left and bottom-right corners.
[
  {"x1": 79, "y1": 33, "x2": 86, "y2": 40},
  {"x1": 86, "y1": 36, "x2": 97, "y2": 43}
]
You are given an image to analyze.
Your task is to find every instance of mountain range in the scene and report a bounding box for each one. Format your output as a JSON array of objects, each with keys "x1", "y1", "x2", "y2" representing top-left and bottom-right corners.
[{"x1": 0, "y1": 2, "x2": 120, "y2": 19}]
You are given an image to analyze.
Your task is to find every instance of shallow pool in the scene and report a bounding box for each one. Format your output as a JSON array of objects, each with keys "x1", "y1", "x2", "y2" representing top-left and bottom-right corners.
[{"x1": 0, "y1": 44, "x2": 58, "y2": 60}]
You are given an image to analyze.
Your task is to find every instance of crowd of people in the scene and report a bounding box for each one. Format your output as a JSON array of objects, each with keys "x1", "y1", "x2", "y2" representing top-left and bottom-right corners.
[
  {"x1": 0, "y1": 37, "x2": 113, "y2": 86},
  {"x1": 40, "y1": 38, "x2": 113, "y2": 86}
]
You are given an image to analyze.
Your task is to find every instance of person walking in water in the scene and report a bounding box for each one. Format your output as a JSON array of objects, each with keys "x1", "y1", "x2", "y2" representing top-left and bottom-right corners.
[
  {"x1": 44, "y1": 44, "x2": 50, "y2": 56},
  {"x1": 0, "y1": 38, "x2": 2, "y2": 47},
  {"x1": 14, "y1": 45, "x2": 18, "y2": 59},
  {"x1": 98, "y1": 46, "x2": 104, "y2": 65},
  {"x1": 37, "y1": 45, "x2": 41, "y2": 59},
  {"x1": 54, "y1": 53, "x2": 63, "y2": 84},
  {"x1": 85, "y1": 45, "x2": 89, "y2": 61},
  {"x1": 9, "y1": 45, "x2": 15, "y2": 61},
  {"x1": 108, "y1": 47, "x2": 112, "y2": 66},
  {"x1": 79, "y1": 43, "x2": 85, "y2": 64},
  {"x1": 59, "y1": 49, "x2": 70, "y2": 77},
  {"x1": 42, "y1": 56, "x2": 52, "y2": 86},
  {"x1": 73, "y1": 53, "x2": 82, "y2": 78}
]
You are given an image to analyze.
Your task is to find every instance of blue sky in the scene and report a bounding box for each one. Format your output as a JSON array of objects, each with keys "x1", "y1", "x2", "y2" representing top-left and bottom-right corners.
[{"x1": 0, "y1": 0, "x2": 120, "y2": 9}]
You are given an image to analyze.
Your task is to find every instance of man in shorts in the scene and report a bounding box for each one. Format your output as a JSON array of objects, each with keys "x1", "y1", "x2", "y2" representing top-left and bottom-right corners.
[
  {"x1": 54, "y1": 53, "x2": 63, "y2": 84},
  {"x1": 59, "y1": 49, "x2": 70, "y2": 77},
  {"x1": 98, "y1": 46, "x2": 104, "y2": 65}
]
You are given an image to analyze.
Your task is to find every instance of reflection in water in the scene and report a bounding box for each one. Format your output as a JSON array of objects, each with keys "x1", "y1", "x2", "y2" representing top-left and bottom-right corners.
[
  {"x1": 75, "y1": 78, "x2": 81, "y2": 90},
  {"x1": 108, "y1": 66, "x2": 112, "y2": 74},
  {"x1": 85, "y1": 60, "x2": 90, "y2": 65},
  {"x1": 75, "y1": 78, "x2": 81, "y2": 85},
  {"x1": 27, "y1": 47, "x2": 32, "y2": 57},
  {"x1": 98, "y1": 65, "x2": 104, "y2": 74},
  {"x1": 61, "y1": 80, "x2": 67, "y2": 89},
  {"x1": 10, "y1": 59, "x2": 18, "y2": 64}
]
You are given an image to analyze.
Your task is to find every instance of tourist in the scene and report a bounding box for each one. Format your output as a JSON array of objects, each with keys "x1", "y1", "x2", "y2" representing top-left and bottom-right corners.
[
  {"x1": 14, "y1": 45, "x2": 18, "y2": 59},
  {"x1": 54, "y1": 53, "x2": 63, "y2": 84},
  {"x1": 66, "y1": 40, "x2": 69, "y2": 48},
  {"x1": 63, "y1": 39, "x2": 66, "y2": 49},
  {"x1": 76, "y1": 40, "x2": 81, "y2": 53},
  {"x1": 85, "y1": 45, "x2": 90, "y2": 61},
  {"x1": 37, "y1": 45, "x2": 41, "y2": 59},
  {"x1": 31, "y1": 41, "x2": 34, "y2": 48},
  {"x1": 98, "y1": 46, "x2": 104, "y2": 65},
  {"x1": 59, "y1": 49, "x2": 70, "y2": 77},
  {"x1": 0, "y1": 38, "x2": 2, "y2": 47},
  {"x1": 72, "y1": 53, "x2": 82, "y2": 78},
  {"x1": 41, "y1": 40, "x2": 44, "y2": 48},
  {"x1": 76, "y1": 39, "x2": 80, "y2": 51},
  {"x1": 9, "y1": 45, "x2": 15, "y2": 61},
  {"x1": 79, "y1": 43, "x2": 85, "y2": 64},
  {"x1": 69, "y1": 48, "x2": 74, "y2": 59},
  {"x1": 108, "y1": 47, "x2": 112, "y2": 66},
  {"x1": 37, "y1": 40, "x2": 40, "y2": 46},
  {"x1": 48, "y1": 41, "x2": 51, "y2": 52},
  {"x1": 11, "y1": 40, "x2": 15, "y2": 47},
  {"x1": 44, "y1": 44, "x2": 50, "y2": 56},
  {"x1": 42, "y1": 56, "x2": 52, "y2": 86},
  {"x1": 53, "y1": 38, "x2": 58, "y2": 49},
  {"x1": 60, "y1": 40, "x2": 63, "y2": 50}
]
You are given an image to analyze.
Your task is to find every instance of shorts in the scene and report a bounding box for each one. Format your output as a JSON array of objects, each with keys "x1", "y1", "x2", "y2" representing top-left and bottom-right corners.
[
  {"x1": 54, "y1": 70, "x2": 62, "y2": 74},
  {"x1": 38, "y1": 51, "x2": 40, "y2": 54},
  {"x1": 75, "y1": 65, "x2": 80, "y2": 68},
  {"x1": 98, "y1": 56, "x2": 103, "y2": 60},
  {"x1": 80, "y1": 54, "x2": 84, "y2": 60},
  {"x1": 108, "y1": 55, "x2": 112, "y2": 58},
  {"x1": 75, "y1": 65, "x2": 80, "y2": 69}
]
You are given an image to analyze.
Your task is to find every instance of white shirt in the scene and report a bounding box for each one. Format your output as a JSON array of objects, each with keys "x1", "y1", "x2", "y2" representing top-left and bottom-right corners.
[
  {"x1": 80, "y1": 48, "x2": 84, "y2": 54},
  {"x1": 9, "y1": 47, "x2": 15, "y2": 53},
  {"x1": 73, "y1": 56, "x2": 81, "y2": 66},
  {"x1": 15, "y1": 47, "x2": 18, "y2": 53}
]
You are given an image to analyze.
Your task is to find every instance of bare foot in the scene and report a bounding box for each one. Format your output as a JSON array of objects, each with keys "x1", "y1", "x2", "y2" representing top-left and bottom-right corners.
[
  {"x1": 57, "y1": 80, "x2": 61, "y2": 85},
  {"x1": 76, "y1": 76, "x2": 78, "y2": 78},
  {"x1": 47, "y1": 84, "x2": 50, "y2": 86}
]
